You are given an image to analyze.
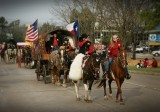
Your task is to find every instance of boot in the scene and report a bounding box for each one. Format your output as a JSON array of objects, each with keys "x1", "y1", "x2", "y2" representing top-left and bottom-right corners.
[
  {"x1": 125, "y1": 73, "x2": 131, "y2": 80},
  {"x1": 102, "y1": 71, "x2": 109, "y2": 80}
]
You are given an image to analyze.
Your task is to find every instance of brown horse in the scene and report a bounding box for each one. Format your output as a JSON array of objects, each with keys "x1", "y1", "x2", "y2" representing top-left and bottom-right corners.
[
  {"x1": 69, "y1": 53, "x2": 101, "y2": 103},
  {"x1": 50, "y1": 50, "x2": 62, "y2": 86},
  {"x1": 98, "y1": 46, "x2": 128, "y2": 104}
]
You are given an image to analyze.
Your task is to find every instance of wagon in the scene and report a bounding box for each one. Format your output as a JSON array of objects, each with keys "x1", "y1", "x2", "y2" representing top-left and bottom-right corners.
[{"x1": 34, "y1": 29, "x2": 77, "y2": 84}]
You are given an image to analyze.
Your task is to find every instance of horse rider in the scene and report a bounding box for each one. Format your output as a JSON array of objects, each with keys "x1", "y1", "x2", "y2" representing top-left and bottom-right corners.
[
  {"x1": 78, "y1": 33, "x2": 94, "y2": 56},
  {"x1": 103, "y1": 34, "x2": 131, "y2": 80},
  {"x1": 50, "y1": 33, "x2": 62, "y2": 51},
  {"x1": 78, "y1": 33, "x2": 94, "y2": 67},
  {"x1": 62, "y1": 37, "x2": 73, "y2": 52}
]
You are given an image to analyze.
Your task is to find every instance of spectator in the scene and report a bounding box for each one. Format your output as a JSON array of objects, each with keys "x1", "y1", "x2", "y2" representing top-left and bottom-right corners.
[
  {"x1": 151, "y1": 58, "x2": 158, "y2": 68},
  {"x1": 143, "y1": 58, "x2": 149, "y2": 68},
  {"x1": 136, "y1": 60, "x2": 143, "y2": 68},
  {"x1": 17, "y1": 46, "x2": 22, "y2": 68}
]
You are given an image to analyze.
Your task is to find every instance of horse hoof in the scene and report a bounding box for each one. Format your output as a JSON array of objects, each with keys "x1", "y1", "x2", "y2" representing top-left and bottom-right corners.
[
  {"x1": 56, "y1": 83, "x2": 61, "y2": 86},
  {"x1": 84, "y1": 99, "x2": 93, "y2": 103},
  {"x1": 76, "y1": 98, "x2": 81, "y2": 101},
  {"x1": 87, "y1": 100, "x2": 93, "y2": 103},
  {"x1": 116, "y1": 100, "x2": 119, "y2": 103},
  {"x1": 104, "y1": 96, "x2": 109, "y2": 100},
  {"x1": 120, "y1": 101, "x2": 125, "y2": 105},
  {"x1": 62, "y1": 84, "x2": 67, "y2": 88}
]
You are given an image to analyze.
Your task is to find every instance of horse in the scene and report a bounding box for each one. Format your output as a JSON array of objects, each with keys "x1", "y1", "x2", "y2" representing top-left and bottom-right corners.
[
  {"x1": 49, "y1": 50, "x2": 62, "y2": 86},
  {"x1": 59, "y1": 46, "x2": 76, "y2": 87},
  {"x1": 98, "y1": 46, "x2": 128, "y2": 104},
  {"x1": 4, "y1": 48, "x2": 17, "y2": 64},
  {"x1": 23, "y1": 47, "x2": 32, "y2": 67},
  {"x1": 69, "y1": 53, "x2": 101, "y2": 103}
]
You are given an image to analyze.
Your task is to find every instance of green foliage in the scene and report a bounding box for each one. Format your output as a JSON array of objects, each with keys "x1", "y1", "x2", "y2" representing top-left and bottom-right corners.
[
  {"x1": 128, "y1": 66, "x2": 160, "y2": 74},
  {"x1": 139, "y1": 1, "x2": 160, "y2": 30},
  {"x1": 0, "y1": 16, "x2": 8, "y2": 30},
  {"x1": 70, "y1": 4, "x2": 96, "y2": 36},
  {"x1": 39, "y1": 22, "x2": 57, "y2": 34}
]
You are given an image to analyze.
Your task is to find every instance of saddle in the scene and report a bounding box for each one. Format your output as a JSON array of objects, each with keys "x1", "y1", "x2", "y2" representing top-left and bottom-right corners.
[{"x1": 82, "y1": 55, "x2": 89, "y2": 68}]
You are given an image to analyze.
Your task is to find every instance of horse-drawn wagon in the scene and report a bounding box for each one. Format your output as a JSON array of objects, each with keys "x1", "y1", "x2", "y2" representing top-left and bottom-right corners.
[{"x1": 34, "y1": 29, "x2": 77, "y2": 84}]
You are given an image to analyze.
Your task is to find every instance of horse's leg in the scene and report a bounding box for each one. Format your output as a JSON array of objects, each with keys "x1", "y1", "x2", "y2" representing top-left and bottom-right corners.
[
  {"x1": 115, "y1": 79, "x2": 121, "y2": 102},
  {"x1": 51, "y1": 69, "x2": 56, "y2": 84},
  {"x1": 87, "y1": 79, "x2": 94, "y2": 103},
  {"x1": 62, "y1": 69, "x2": 68, "y2": 88},
  {"x1": 108, "y1": 79, "x2": 113, "y2": 98},
  {"x1": 102, "y1": 79, "x2": 108, "y2": 100},
  {"x1": 119, "y1": 80, "x2": 124, "y2": 103},
  {"x1": 74, "y1": 80, "x2": 81, "y2": 101},
  {"x1": 56, "y1": 69, "x2": 61, "y2": 86}
]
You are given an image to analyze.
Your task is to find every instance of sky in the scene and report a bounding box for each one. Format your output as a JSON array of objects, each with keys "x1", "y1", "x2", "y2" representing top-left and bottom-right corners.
[{"x1": 0, "y1": 0, "x2": 66, "y2": 26}]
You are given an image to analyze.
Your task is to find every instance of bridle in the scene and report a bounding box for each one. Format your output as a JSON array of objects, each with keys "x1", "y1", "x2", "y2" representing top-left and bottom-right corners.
[
  {"x1": 118, "y1": 48, "x2": 127, "y2": 68},
  {"x1": 90, "y1": 55, "x2": 100, "y2": 74}
]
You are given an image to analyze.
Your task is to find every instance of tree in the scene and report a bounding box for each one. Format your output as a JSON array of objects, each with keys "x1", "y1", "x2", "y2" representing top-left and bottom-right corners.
[
  {"x1": 139, "y1": 1, "x2": 160, "y2": 30},
  {"x1": 0, "y1": 16, "x2": 8, "y2": 31},
  {"x1": 39, "y1": 22, "x2": 58, "y2": 34}
]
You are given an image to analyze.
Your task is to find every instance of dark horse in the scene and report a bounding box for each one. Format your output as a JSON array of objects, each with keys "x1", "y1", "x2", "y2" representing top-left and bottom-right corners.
[
  {"x1": 69, "y1": 53, "x2": 101, "y2": 103},
  {"x1": 98, "y1": 46, "x2": 128, "y2": 103},
  {"x1": 59, "y1": 47, "x2": 76, "y2": 87}
]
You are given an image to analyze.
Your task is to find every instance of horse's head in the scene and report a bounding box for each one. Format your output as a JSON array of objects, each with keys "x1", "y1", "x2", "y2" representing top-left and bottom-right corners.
[
  {"x1": 85, "y1": 53, "x2": 101, "y2": 75},
  {"x1": 118, "y1": 46, "x2": 127, "y2": 68}
]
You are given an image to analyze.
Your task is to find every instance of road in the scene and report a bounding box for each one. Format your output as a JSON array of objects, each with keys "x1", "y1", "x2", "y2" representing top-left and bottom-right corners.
[{"x1": 0, "y1": 62, "x2": 160, "y2": 112}]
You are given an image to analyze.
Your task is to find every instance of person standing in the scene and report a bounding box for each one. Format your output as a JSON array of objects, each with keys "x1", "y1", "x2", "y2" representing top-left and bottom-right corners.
[
  {"x1": 104, "y1": 34, "x2": 131, "y2": 79},
  {"x1": 17, "y1": 46, "x2": 22, "y2": 68},
  {"x1": 50, "y1": 33, "x2": 62, "y2": 51}
]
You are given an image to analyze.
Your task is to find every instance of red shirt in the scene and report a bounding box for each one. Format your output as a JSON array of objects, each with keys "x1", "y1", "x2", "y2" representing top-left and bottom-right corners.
[
  {"x1": 143, "y1": 60, "x2": 149, "y2": 67},
  {"x1": 78, "y1": 40, "x2": 94, "y2": 55},
  {"x1": 151, "y1": 60, "x2": 158, "y2": 67},
  {"x1": 108, "y1": 41, "x2": 122, "y2": 58},
  {"x1": 78, "y1": 40, "x2": 86, "y2": 47},
  {"x1": 53, "y1": 37, "x2": 58, "y2": 46}
]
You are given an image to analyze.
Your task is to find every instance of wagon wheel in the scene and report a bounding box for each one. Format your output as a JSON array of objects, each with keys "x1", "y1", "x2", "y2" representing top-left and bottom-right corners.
[
  {"x1": 36, "y1": 61, "x2": 41, "y2": 81},
  {"x1": 42, "y1": 64, "x2": 47, "y2": 84}
]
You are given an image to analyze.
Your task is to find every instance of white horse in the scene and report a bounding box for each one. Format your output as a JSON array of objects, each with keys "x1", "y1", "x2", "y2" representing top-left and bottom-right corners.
[{"x1": 69, "y1": 53, "x2": 101, "y2": 103}]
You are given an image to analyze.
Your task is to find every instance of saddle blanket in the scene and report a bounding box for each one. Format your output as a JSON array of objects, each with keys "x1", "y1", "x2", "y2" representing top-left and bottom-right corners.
[{"x1": 69, "y1": 53, "x2": 85, "y2": 81}]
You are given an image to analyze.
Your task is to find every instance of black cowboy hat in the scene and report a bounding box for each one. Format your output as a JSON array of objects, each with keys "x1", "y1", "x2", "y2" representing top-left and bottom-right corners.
[
  {"x1": 64, "y1": 37, "x2": 69, "y2": 41},
  {"x1": 79, "y1": 33, "x2": 88, "y2": 41},
  {"x1": 81, "y1": 33, "x2": 88, "y2": 39}
]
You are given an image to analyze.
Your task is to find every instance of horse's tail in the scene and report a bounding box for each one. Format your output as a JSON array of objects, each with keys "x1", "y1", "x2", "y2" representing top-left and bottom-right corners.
[{"x1": 97, "y1": 79, "x2": 106, "y2": 88}]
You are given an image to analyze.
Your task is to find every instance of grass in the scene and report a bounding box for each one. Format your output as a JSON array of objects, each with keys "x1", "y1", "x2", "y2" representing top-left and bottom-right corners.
[{"x1": 128, "y1": 66, "x2": 160, "y2": 74}]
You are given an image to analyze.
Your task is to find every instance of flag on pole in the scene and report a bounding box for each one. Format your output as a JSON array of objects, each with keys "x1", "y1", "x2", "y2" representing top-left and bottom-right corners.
[
  {"x1": 26, "y1": 19, "x2": 38, "y2": 42},
  {"x1": 66, "y1": 19, "x2": 79, "y2": 40}
]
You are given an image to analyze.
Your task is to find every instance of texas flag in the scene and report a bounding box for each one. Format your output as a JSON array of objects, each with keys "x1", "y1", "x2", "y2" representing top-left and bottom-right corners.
[{"x1": 66, "y1": 19, "x2": 79, "y2": 40}]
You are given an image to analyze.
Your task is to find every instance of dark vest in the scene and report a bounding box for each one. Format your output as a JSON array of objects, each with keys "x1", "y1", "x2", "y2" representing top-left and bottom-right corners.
[{"x1": 79, "y1": 41, "x2": 91, "y2": 54}]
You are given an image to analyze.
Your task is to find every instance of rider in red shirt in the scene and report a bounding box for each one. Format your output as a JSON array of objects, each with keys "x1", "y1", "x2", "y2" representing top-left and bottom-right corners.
[
  {"x1": 104, "y1": 34, "x2": 131, "y2": 79},
  {"x1": 78, "y1": 34, "x2": 94, "y2": 55}
]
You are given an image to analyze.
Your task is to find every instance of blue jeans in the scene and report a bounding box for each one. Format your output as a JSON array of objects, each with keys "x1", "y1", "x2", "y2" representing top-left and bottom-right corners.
[
  {"x1": 104, "y1": 58, "x2": 129, "y2": 74},
  {"x1": 104, "y1": 58, "x2": 113, "y2": 72},
  {"x1": 51, "y1": 46, "x2": 59, "y2": 51}
]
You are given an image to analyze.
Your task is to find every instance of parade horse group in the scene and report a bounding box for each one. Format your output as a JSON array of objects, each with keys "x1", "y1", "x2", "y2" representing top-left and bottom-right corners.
[
  {"x1": 49, "y1": 46, "x2": 128, "y2": 104},
  {"x1": 69, "y1": 46, "x2": 128, "y2": 103},
  {"x1": 1, "y1": 44, "x2": 17, "y2": 64}
]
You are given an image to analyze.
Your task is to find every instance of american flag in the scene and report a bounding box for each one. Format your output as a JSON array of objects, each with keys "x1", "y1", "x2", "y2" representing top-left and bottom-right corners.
[{"x1": 26, "y1": 19, "x2": 38, "y2": 42}]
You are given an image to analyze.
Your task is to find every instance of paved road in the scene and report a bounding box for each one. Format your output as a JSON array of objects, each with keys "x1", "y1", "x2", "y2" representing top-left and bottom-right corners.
[{"x1": 0, "y1": 62, "x2": 160, "y2": 112}]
